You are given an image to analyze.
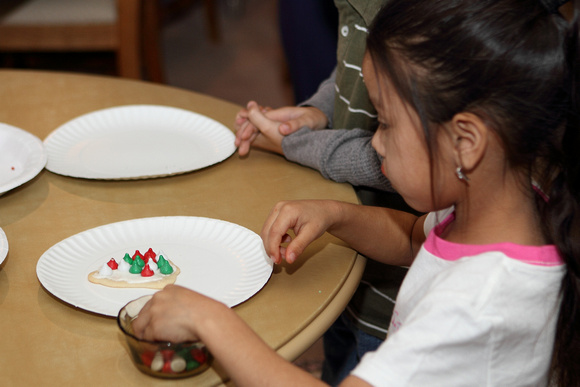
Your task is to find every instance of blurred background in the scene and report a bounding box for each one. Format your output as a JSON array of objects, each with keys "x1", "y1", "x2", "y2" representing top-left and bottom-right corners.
[
  {"x1": 0, "y1": 0, "x2": 340, "y2": 378},
  {"x1": 0, "y1": 0, "x2": 338, "y2": 107}
]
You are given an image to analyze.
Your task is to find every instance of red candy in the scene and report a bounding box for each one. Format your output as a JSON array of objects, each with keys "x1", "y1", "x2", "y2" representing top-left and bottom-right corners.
[
  {"x1": 132, "y1": 250, "x2": 143, "y2": 260},
  {"x1": 144, "y1": 248, "x2": 157, "y2": 263},
  {"x1": 140, "y1": 351, "x2": 155, "y2": 367},
  {"x1": 141, "y1": 264, "x2": 154, "y2": 277},
  {"x1": 191, "y1": 348, "x2": 207, "y2": 364},
  {"x1": 107, "y1": 258, "x2": 118, "y2": 270},
  {"x1": 142, "y1": 348, "x2": 206, "y2": 375},
  {"x1": 162, "y1": 361, "x2": 173, "y2": 374},
  {"x1": 160, "y1": 350, "x2": 175, "y2": 373},
  {"x1": 161, "y1": 350, "x2": 174, "y2": 361}
]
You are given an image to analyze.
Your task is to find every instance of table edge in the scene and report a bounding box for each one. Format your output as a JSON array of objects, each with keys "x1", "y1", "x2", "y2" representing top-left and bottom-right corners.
[{"x1": 276, "y1": 253, "x2": 367, "y2": 361}]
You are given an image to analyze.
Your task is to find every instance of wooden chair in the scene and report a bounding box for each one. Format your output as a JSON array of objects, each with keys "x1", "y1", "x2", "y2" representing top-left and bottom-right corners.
[
  {"x1": 560, "y1": 1, "x2": 573, "y2": 20},
  {"x1": 0, "y1": 0, "x2": 164, "y2": 82},
  {"x1": 160, "y1": 0, "x2": 220, "y2": 43}
]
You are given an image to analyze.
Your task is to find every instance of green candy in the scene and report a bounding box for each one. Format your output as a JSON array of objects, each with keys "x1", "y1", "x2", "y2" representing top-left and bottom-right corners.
[
  {"x1": 156, "y1": 255, "x2": 167, "y2": 268},
  {"x1": 123, "y1": 253, "x2": 132, "y2": 264},
  {"x1": 129, "y1": 260, "x2": 142, "y2": 274},
  {"x1": 159, "y1": 260, "x2": 174, "y2": 275},
  {"x1": 157, "y1": 255, "x2": 174, "y2": 274},
  {"x1": 134, "y1": 255, "x2": 145, "y2": 267},
  {"x1": 186, "y1": 360, "x2": 200, "y2": 371},
  {"x1": 176, "y1": 348, "x2": 192, "y2": 363}
]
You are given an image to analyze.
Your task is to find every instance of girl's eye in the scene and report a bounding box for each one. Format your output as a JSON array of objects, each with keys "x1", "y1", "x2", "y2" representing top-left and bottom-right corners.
[{"x1": 378, "y1": 121, "x2": 389, "y2": 130}]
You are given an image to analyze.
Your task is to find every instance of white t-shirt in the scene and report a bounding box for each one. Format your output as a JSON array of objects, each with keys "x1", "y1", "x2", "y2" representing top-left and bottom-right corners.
[{"x1": 352, "y1": 209, "x2": 565, "y2": 386}]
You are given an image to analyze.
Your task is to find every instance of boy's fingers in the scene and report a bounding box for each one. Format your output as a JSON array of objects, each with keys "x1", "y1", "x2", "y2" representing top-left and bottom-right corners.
[
  {"x1": 237, "y1": 132, "x2": 259, "y2": 156},
  {"x1": 235, "y1": 120, "x2": 258, "y2": 149},
  {"x1": 237, "y1": 141, "x2": 250, "y2": 156},
  {"x1": 240, "y1": 124, "x2": 256, "y2": 141},
  {"x1": 247, "y1": 103, "x2": 280, "y2": 135},
  {"x1": 279, "y1": 121, "x2": 301, "y2": 135}
]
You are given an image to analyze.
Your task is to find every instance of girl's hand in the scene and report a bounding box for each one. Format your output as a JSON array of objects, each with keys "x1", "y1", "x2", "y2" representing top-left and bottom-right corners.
[
  {"x1": 132, "y1": 285, "x2": 226, "y2": 343},
  {"x1": 134, "y1": 286, "x2": 326, "y2": 386},
  {"x1": 261, "y1": 200, "x2": 341, "y2": 264}
]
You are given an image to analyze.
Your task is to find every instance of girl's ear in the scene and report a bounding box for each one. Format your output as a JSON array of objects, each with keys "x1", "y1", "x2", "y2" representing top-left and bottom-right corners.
[{"x1": 449, "y1": 112, "x2": 488, "y2": 172}]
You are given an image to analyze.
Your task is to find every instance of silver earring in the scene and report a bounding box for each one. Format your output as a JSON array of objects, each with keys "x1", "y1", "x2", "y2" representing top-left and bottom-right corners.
[{"x1": 455, "y1": 166, "x2": 469, "y2": 182}]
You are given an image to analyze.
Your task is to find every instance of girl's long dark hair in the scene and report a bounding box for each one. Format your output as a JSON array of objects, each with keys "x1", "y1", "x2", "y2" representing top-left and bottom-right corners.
[{"x1": 367, "y1": 0, "x2": 580, "y2": 385}]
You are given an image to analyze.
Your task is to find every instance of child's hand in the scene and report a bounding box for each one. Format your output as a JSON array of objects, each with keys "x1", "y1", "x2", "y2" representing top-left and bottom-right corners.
[
  {"x1": 234, "y1": 101, "x2": 328, "y2": 156},
  {"x1": 132, "y1": 285, "x2": 227, "y2": 343},
  {"x1": 242, "y1": 101, "x2": 285, "y2": 154},
  {"x1": 264, "y1": 105, "x2": 328, "y2": 135},
  {"x1": 234, "y1": 101, "x2": 271, "y2": 156},
  {"x1": 261, "y1": 200, "x2": 340, "y2": 264}
]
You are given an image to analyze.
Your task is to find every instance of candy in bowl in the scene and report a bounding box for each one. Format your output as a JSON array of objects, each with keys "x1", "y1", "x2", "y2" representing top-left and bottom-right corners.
[{"x1": 117, "y1": 295, "x2": 211, "y2": 378}]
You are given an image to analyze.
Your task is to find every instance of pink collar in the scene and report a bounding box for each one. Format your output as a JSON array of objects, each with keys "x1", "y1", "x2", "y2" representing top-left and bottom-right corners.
[{"x1": 424, "y1": 212, "x2": 563, "y2": 266}]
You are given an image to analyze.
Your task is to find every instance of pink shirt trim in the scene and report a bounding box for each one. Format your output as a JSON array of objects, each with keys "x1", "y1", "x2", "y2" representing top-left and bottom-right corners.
[{"x1": 424, "y1": 212, "x2": 563, "y2": 266}]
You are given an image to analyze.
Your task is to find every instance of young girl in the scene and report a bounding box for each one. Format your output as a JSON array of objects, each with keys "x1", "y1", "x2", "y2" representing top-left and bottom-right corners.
[{"x1": 132, "y1": 0, "x2": 579, "y2": 385}]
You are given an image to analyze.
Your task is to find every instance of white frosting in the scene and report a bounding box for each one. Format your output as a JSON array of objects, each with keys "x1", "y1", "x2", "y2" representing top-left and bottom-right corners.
[
  {"x1": 146, "y1": 261, "x2": 159, "y2": 274},
  {"x1": 118, "y1": 259, "x2": 131, "y2": 272},
  {"x1": 98, "y1": 262, "x2": 113, "y2": 276},
  {"x1": 92, "y1": 254, "x2": 176, "y2": 284}
]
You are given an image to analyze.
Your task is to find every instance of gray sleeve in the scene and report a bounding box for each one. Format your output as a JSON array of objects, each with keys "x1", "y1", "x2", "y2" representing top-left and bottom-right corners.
[
  {"x1": 298, "y1": 68, "x2": 336, "y2": 128},
  {"x1": 281, "y1": 127, "x2": 394, "y2": 192}
]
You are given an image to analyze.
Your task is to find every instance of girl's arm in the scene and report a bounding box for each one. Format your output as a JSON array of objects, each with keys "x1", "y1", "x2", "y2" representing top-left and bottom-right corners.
[
  {"x1": 134, "y1": 199, "x2": 423, "y2": 386},
  {"x1": 132, "y1": 285, "x2": 329, "y2": 387},
  {"x1": 261, "y1": 200, "x2": 426, "y2": 266}
]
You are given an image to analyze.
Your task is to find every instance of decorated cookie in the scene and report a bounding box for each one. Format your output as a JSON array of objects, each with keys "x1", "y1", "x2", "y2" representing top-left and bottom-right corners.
[{"x1": 88, "y1": 249, "x2": 180, "y2": 289}]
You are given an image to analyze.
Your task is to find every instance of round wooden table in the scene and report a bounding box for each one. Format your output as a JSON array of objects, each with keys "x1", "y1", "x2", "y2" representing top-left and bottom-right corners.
[{"x1": 0, "y1": 70, "x2": 364, "y2": 385}]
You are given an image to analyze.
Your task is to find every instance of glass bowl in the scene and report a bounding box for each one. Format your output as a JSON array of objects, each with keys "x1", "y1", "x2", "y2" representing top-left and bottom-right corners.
[{"x1": 117, "y1": 295, "x2": 211, "y2": 379}]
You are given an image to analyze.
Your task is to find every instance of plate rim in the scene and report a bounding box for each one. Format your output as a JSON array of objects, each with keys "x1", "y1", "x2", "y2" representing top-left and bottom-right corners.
[
  {"x1": 0, "y1": 227, "x2": 8, "y2": 266},
  {"x1": 0, "y1": 122, "x2": 47, "y2": 195},
  {"x1": 43, "y1": 104, "x2": 236, "y2": 180}
]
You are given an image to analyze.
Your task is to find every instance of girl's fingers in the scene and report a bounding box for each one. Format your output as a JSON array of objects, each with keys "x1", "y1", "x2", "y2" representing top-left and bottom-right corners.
[
  {"x1": 261, "y1": 203, "x2": 290, "y2": 263},
  {"x1": 132, "y1": 298, "x2": 155, "y2": 339},
  {"x1": 279, "y1": 246, "x2": 288, "y2": 263},
  {"x1": 284, "y1": 223, "x2": 321, "y2": 264},
  {"x1": 261, "y1": 202, "x2": 317, "y2": 264}
]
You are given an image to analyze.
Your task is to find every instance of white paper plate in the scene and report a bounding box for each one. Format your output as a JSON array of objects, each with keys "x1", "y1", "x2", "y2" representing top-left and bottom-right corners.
[
  {"x1": 0, "y1": 123, "x2": 47, "y2": 195},
  {"x1": 43, "y1": 105, "x2": 236, "y2": 179},
  {"x1": 36, "y1": 217, "x2": 273, "y2": 316},
  {"x1": 0, "y1": 227, "x2": 8, "y2": 266}
]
